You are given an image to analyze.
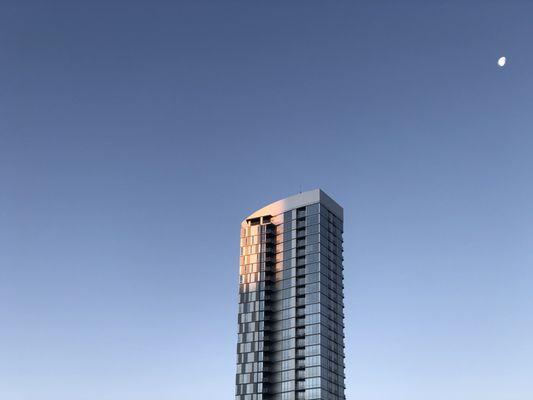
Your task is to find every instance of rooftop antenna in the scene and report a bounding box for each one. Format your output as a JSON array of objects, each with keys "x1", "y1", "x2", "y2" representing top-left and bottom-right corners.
[{"x1": 299, "y1": 185, "x2": 302, "y2": 194}]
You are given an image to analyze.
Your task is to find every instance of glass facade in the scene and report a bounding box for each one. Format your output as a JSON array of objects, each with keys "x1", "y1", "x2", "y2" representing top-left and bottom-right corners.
[{"x1": 236, "y1": 190, "x2": 345, "y2": 400}]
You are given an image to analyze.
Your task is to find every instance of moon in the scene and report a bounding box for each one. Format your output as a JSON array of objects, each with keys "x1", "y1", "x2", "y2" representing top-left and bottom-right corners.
[{"x1": 498, "y1": 56, "x2": 506, "y2": 67}]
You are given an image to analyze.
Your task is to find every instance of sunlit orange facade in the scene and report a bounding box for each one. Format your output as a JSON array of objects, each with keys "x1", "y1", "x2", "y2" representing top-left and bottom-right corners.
[{"x1": 236, "y1": 189, "x2": 345, "y2": 400}]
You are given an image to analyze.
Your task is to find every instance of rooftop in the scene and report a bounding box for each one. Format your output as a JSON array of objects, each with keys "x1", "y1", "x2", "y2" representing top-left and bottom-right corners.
[{"x1": 243, "y1": 189, "x2": 343, "y2": 224}]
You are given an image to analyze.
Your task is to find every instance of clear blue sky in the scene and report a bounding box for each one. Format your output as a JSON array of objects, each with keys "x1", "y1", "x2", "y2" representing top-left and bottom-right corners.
[{"x1": 1, "y1": 1, "x2": 532, "y2": 399}]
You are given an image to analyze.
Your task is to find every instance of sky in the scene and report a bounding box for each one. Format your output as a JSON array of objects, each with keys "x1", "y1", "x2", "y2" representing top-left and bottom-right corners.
[{"x1": 1, "y1": 1, "x2": 532, "y2": 399}]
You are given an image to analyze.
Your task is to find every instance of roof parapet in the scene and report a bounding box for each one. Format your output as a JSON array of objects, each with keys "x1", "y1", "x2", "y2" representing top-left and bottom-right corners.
[{"x1": 243, "y1": 189, "x2": 343, "y2": 225}]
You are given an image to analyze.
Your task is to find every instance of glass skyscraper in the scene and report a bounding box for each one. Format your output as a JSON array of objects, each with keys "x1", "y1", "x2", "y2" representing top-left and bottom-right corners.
[{"x1": 236, "y1": 189, "x2": 345, "y2": 400}]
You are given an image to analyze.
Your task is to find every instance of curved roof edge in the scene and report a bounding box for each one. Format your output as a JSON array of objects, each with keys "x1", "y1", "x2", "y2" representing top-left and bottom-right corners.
[{"x1": 243, "y1": 189, "x2": 343, "y2": 224}]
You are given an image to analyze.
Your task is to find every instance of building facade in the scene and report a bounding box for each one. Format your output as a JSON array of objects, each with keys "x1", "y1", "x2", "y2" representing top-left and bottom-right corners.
[{"x1": 236, "y1": 189, "x2": 345, "y2": 400}]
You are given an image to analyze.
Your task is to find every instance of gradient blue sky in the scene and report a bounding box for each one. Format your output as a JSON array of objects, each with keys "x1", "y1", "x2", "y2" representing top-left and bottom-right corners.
[{"x1": 1, "y1": 1, "x2": 532, "y2": 399}]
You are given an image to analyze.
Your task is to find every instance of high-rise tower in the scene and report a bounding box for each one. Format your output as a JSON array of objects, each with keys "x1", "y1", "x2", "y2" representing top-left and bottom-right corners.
[{"x1": 236, "y1": 189, "x2": 345, "y2": 400}]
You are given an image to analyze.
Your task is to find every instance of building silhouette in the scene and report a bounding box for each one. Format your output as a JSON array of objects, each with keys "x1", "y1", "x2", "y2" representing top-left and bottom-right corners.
[{"x1": 236, "y1": 189, "x2": 345, "y2": 400}]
